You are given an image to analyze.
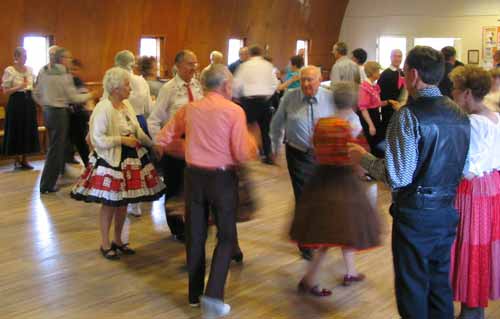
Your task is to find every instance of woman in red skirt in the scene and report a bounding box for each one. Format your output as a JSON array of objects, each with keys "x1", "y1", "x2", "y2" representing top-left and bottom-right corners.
[
  {"x1": 450, "y1": 66, "x2": 500, "y2": 319},
  {"x1": 71, "y1": 67, "x2": 165, "y2": 260},
  {"x1": 290, "y1": 81, "x2": 381, "y2": 296}
]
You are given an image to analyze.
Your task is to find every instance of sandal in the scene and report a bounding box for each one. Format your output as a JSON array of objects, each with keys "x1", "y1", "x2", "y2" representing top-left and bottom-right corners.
[
  {"x1": 111, "y1": 242, "x2": 136, "y2": 255},
  {"x1": 298, "y1": 280, "x2": 332, "y2": 297},
  {"x1": 100, "y1": 246, "x2": 120, "y2": 260}
]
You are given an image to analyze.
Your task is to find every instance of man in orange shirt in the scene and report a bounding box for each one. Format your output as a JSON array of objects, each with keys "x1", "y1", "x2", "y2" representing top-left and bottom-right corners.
[{"x1": 156, "y1": 64, "x2": 256, "y2": 318}]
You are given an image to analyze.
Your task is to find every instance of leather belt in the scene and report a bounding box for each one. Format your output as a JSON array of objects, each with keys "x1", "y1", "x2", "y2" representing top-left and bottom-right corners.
[{"x1": 187, "y1": 163, "x2": 237, "y2": 172}]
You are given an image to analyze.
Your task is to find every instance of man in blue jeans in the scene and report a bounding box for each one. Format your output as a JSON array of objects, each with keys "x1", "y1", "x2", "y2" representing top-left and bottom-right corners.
[{"x1": 349, "y1": 46, "x2": 470, "y2": 319}]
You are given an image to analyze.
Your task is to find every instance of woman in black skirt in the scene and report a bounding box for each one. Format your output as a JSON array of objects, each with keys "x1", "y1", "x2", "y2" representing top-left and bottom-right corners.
[{"x1": 1, "y1": 47, "x2": 40, "y2": 169}]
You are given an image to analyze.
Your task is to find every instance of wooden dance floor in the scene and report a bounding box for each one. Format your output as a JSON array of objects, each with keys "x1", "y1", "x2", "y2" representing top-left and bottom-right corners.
[{"x1": 0, "y1": 157, "x2": 499, "y2": 319}]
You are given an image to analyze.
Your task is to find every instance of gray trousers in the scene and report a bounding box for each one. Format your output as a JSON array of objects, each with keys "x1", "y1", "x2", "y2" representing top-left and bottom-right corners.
[{"x1": 40, "y1": 106, "x2": 69, "y2": 191}]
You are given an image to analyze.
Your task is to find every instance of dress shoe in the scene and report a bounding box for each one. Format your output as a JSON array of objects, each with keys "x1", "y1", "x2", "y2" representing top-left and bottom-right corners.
[
  {"x1": 200, "y1": 296, "x2": 231, "y2": 319},
  {"x1": 298, "y1": 280, "x2": 332, "y2": 297},
  {"x1": 40, "y1": 187, "x2": 59, "y2": 194},
  {"x1": 231, "y1": 252, "x2": 244, "y2": 263},
  {"x1": 342, "y1": 273, "x2": 366, "y2": 286}
]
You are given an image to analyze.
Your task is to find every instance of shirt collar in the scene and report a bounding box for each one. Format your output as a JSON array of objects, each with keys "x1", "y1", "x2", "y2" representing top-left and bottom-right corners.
[
  {"x1": 300, "y1": 89, "x2": 320, "y2": 104},
  {"x1": 175, "y1": 73, "x2": 192, "y2": 86},
  {"x1": 389, "y1": 65, "x2": 399, "y2": 72},
  {"x1": 417, "y1": 86, "x2": 442, "y2": 98}
]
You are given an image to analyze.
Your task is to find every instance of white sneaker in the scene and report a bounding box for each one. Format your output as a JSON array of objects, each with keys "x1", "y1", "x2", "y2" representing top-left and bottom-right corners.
[
  {"x1": 127, "y1": 203, "x2": 142, "y2": 217},
  {"x1": 201, "y1": 296, "x2": 231, "y2": 318}
]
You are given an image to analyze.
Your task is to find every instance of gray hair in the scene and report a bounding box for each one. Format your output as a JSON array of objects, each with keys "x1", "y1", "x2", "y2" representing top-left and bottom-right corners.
[
  {"x1": 103, "y1": 67, "x2": 131, "y2": 95},
  {"x1": 114, "y1": 50, "x2": 135, "y2": 71},
  {"x1": 331, "y1": 81, "x2": 358, "y2": 110},
  {"x1": 54, "y1": 48, "x2": 69, "y2": 64},
  {"x1": 210, "y1": 51, "x2": 224, "y2": 62},
  {"x1": 201, "y1": 64, "x2": 231, "y2": 91},
  {"x1": 300, "y1": 65, "x2": 322, "y2": 79}
]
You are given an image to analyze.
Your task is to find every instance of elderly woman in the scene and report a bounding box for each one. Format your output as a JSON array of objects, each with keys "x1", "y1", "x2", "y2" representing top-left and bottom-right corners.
[
  {"x1": 449, "y1": 65, "x2": 500, "y2": 319},
  {"x1": 137, "y1": 56, "x2": 163, "y2": 99},
  {"x1": 34, "y1": 47, "x2": 95, "y2": 193},
  {"x1": 1, "y1": 47, "x2": 40, "y2": 169},
  {"x1": 71, "y1": 67, "x2": 165, "y2": 260}
]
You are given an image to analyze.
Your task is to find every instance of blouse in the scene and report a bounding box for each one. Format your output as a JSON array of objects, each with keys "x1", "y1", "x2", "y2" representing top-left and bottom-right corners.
[
  {"x1": 1, "y1": 66, "x2": 34, "y2": 91},
  {"x1": 358, "y1": 80, "x2": 381, "y2": 111},
  {"x1": 463, "y1": 113, "x2": 500, "y2": 179}
]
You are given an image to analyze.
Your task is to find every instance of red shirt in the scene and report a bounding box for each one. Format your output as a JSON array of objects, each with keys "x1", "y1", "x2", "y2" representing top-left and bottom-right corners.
[{"x1": 156, "y1": 92, "x2": 257, "y2": 167}]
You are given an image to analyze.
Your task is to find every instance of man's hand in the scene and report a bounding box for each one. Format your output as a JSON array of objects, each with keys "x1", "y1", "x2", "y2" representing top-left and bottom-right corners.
[
  {"x1": 347, "y1": 142, "x2": 368, "y2": 165},
  {"x1": 121, "y1": 136, "x2": 140, "y2": 148}
]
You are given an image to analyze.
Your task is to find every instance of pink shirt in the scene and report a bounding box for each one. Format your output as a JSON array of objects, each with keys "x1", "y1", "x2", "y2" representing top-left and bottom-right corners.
[
  {"x1": 156, "y1": 92, "x2": 257, "y2": 167},
  {"x1": 358, "y1": 80, "x2": 382, "y2": 111}
]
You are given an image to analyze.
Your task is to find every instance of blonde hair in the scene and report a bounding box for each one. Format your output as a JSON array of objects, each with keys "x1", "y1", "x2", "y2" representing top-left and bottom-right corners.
[
  {"x1": 449, "y1": 65, "x2": 491, "y2": 100},
  {"x1": 364, "y1": 61, "x2": 381, "y2": 78}
]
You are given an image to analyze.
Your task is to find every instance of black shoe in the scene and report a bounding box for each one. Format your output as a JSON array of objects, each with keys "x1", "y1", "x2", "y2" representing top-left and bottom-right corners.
[
  {"x1": 40, "y1": 187, "x2": 59, "y2": 194},
  {"x1": 232, "y1": 252, "x2": 244, "y2": 263},
  {"x1": 261, "y1": 157, "x2": 274, "y2": 165},
  {"x1": 111, "y1": 242, "x2": 136, "y2": 255},
  {"x1": 173, "y1": 234, "x2": 185, "y2": 243},
  {"x1": 300, "y1": 248, "x2": 313, "y2": 261}
]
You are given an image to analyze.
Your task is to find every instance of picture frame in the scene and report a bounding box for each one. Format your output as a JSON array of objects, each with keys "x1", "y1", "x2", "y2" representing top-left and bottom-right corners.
[{"x1": 468, "y1": 49, "x2": 480, "y2": 64}]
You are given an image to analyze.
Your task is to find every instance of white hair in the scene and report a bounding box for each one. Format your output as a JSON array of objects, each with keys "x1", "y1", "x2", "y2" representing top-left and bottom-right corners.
[
  {"x1": 103, "y1": 67, "x2": 130, "y2": 96},
  {"x1": 114, "y1": 50, "x2": 135, "y2": 71},
  {"x1": 201, "y1": 64, "x2": 231, "y2": 91},
  {"x1": 300, "y1": 65, "x2": 321, "y2": 78},
  {"x1": 210, "y1": 51, "x2": 224, "y2": 62}
]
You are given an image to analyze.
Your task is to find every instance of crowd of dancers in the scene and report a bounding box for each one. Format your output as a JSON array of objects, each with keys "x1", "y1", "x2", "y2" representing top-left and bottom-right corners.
[{"x1": 1, "y1": 41, "x2": 500, "y2": 318}]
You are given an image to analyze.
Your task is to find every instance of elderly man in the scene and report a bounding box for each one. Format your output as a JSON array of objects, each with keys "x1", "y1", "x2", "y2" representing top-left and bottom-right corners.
[
  {"x1": 234, "y1": 45, "x2": 279, "y2": 164},
  {"x1": 209, "y1": 51, "x2": 224, "y2": 65},
  {"x1": 377, "y1": 49, "x2": 407, "y2": 146},
  {"x1": 228, "y1": 46, "x2": 249, "y2": 74},
  {"x1": 148, "y1": 50, "x2": 203, "y2": 241},
  {"x1": 34, "y1": 47, "x2": 95, "y2": 193},
  {"x1": 330, "y1": 41, "x2": 360, "y2": 85},
  {"x1": 270, "y1": 65, "x2": 335, "y2": 260},
  {"x1": 156, "y1": 64, "x2": 256, "y2": 317},
  {"x1": 348, "y1": 46, "x2": 470, "y2": 319}
]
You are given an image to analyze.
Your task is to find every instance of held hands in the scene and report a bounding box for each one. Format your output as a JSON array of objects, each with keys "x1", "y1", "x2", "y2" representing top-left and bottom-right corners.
[
  {"x1": 347, "y1": 142, "x2": 368, "y2": 165},
  {"x1": 121, "y1": 136, "x2": 141, "y2": 148},
  {"x1": 388, "y1": 99, "x2": 401, "y2": 110}
]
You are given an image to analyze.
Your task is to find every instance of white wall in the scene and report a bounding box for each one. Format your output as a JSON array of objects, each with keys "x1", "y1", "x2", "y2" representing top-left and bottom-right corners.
[{"x1": 339, "y1": 0, "x2": 500, "y2": 66}]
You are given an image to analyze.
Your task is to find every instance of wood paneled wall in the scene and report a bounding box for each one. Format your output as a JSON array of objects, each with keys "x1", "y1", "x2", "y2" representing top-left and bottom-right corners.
[{"x1": 0, "y1": 0, "x2": 348, "y2": 103}]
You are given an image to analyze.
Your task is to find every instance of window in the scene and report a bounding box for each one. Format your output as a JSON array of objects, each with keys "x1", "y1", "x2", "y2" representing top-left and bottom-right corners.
[
  {"x1": 140, "y1": 37, "x2": 163, "y2": 76},
  {"x1": 296, "y1": 40, "x2": 309, "y2": 65},
  {"x1": 23, "y1": 35, "x2": 52, "y2": 76},
  {"x1": 377, "y1": 36, "x2": 407, "y2": 69},
  {"x1": 227, "y1": 38, "x2": 244, "y2": 65},
  {"x1": 414, "y1": 37, "x2": 461, "y2": 59}
]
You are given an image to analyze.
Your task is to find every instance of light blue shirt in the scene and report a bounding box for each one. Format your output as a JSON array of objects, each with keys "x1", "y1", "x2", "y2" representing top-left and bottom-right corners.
[{"x1": 270, "y1": 87, "x2": 335, "y2": 153}]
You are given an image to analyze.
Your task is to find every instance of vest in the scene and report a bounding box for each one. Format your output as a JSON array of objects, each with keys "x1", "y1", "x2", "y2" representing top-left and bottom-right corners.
[{"x1": 393, "y1": 96, "x2": 470, "y2": 210}]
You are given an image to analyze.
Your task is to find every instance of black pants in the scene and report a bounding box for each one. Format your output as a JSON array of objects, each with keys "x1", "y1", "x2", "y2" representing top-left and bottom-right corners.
[
  {"x1": 185, "y1": 166, "x2": 239, "y2": 303},
  {"x1": 160, "y1": 154, "x2": 186, "y2": 236},
  {"x1": 285, "y1": 145, "x2": 317, "y2": 203},
  {"x1": 240, "y1": 96, "x2": 273, "y2": 158},
  {"x1": 391, "y1": 204, "x2": 459, "y2": 319},
  {"x1": 67, "y1": 108, "x2": 90, "y2": 167}
]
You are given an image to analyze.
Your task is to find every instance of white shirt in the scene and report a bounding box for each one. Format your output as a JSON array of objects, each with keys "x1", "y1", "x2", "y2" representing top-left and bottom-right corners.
[
  {"x1": 233, "y1": 56, "x2": 279, "y2": 98},
  {"x1": 147, "y1": 74, "x2": 203, "y2": 141},
  {"x1": 2, "y1": 66, "x2": 34, "y2": 91},
  {"x1": 128, "y1": 73, "x2": 153, "y2": 117},
  {"x1": 463, "y1": 113, "x2": 500, "y2": 179}
]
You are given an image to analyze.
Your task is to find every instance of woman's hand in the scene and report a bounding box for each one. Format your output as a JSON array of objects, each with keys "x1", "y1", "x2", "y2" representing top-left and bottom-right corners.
[
  {"x1": 121, "y1": 136, "x2": 140, "y2": 148},
  {"x1": 369, "y1": 125, "x2": 376, "y2": 136}
]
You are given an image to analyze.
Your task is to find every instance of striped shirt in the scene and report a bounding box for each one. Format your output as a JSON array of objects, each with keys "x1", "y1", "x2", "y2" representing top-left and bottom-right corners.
[{"x1": 360, "y1": 86, "x2": 442, "y2": 189}]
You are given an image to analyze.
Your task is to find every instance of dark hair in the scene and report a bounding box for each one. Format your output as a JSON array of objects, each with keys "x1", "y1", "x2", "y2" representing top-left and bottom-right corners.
[
  {"x1": 351, "y1": 48, "x2": 367, "y2": 65},
  {"x1": 137, "y1": 56, "x2": 156, "y2": 76},
  {"x1": 450, "y1": 65, "x2": 491, "y2": 100},
  {"x1": 290, "y1": 55, "x2": 304, "y2": 68},
  {"x1": 441, "y1": 46, "x2": 456, "y2": 62},
  {"x1": 249, "y1": 45, "x2": 263, "y2": 57},
  {"x1": 174, "y1": 50, "x2": 195, "y2": 64},
  {"x1": 405, "y1": 46, "x2": 445, "y2": 85},
  {"x1": 72, "y1": 58, "x2": 83, "y2": 68}
]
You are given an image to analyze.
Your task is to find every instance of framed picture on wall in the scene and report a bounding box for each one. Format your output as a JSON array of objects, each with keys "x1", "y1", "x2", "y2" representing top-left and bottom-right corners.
[{"x1": 468, "y1": 50, "x2": 480, "y2": 64}]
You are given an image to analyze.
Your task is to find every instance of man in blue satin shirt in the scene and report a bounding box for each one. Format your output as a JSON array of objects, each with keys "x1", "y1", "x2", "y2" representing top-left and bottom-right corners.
[{"x1": 270, "y1": 65, "x2": 336, "y2": 260}]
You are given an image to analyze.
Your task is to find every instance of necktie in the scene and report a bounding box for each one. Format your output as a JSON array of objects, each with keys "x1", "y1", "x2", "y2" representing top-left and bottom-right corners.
[
  {"x1": 185, "y1": 83, "x2": 194, "y2": 102},
  {"x1": 308, "y1": 98, "x2": 315, "y2": 136}
]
